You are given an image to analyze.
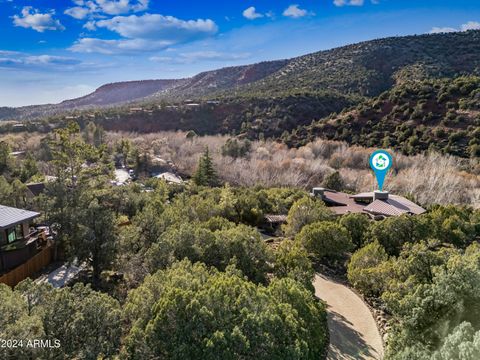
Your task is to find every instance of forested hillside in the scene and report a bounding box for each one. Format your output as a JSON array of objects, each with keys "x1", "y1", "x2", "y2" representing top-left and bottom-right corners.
[
  {"x1": 229, "y1": 30, "x2": 480, "y2": 98},
  {"x1": 287, "y1": 76, "x2": 480, "y2": 158},
  {"x1": 3, "y1": 31, "x2": 480, "y2": 120}
]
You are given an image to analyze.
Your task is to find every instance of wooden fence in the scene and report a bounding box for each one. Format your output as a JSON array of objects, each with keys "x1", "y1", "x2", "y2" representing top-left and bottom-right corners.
[{"x1": 0, "y1": 244, "x2": 53, "y2": 287}]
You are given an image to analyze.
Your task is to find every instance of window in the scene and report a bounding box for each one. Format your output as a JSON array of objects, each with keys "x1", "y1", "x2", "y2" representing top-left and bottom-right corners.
[
  {"x1": 6, "y1": 225, "x2": 23, "y2": 244},
  {"x1": 7, "y1": 228, "x2": 16, "y2": 243}
]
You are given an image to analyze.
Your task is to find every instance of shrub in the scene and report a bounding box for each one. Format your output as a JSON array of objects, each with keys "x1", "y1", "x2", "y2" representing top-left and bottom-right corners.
[
  {"x1": 296, "y1": 221, "x2": 353, "y2": 261},
  {"x1": 283, "y1": 197, "x2": 334, "y2": 237},
  {"x1": 123, "y1": 261, "x2": 328, "y2": 359}
]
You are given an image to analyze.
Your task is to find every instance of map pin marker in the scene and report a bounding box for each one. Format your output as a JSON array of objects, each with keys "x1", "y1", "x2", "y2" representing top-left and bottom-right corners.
[{"x1": 369, "y1": 150, "x2": 392, "y2": 191}]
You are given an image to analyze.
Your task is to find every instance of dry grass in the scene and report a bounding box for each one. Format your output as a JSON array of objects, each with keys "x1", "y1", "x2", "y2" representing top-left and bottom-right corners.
[{"x1": 106, "y1": 131, "x2": 480, "y2": 208}]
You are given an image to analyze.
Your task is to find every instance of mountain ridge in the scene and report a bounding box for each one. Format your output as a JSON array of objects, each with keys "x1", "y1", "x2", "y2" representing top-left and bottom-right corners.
[{"x1": 2, "y1": 30, "x2": 480, "y2": 122}]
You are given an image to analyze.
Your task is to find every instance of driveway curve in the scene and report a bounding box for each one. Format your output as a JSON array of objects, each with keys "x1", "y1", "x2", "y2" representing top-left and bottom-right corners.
[{"x1": 313, "y1": 274, "x2": 384, "y2": 360}]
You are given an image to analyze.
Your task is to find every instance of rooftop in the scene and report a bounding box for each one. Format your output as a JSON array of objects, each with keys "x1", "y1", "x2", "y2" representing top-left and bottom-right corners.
[
  {"x1": 0, "y1": 205, "x2": 40, "y2": 230},
  {"x1": 317, "y1": 189, "x2": 426, "y2": 217},
  {"x1": 154, "y1": 172, "x2": 183, "y2": 184},
  {"x1": 26, "y1": 182, "x2": 46, "y2": 197}
]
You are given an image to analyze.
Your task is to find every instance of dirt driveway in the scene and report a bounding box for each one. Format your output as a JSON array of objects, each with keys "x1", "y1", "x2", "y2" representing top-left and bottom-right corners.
[{"x1": 313, "y1": 274, "x2": 384, "y2": 360}]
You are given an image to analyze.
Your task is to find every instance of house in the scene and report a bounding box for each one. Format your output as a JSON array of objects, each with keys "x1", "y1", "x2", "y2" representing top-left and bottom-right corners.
[
  {"x1": 10, "y1": 151, "x2": 26, "y2": 159},
  {"x1": 26, "y1": 182, "x2": 46, "y2": 198},
  {"x1": 0, "y1": 205, "x2": 51, "y2": 277},
  {"x1": 311, "y1": 188, "x2": 426, "y2": 219},
  {"x1": 262, "y1": 214, "x2": 288, "y2": 234},
  {"x1": 154, "y1": 172, "x2": 183, "y2": 185}
]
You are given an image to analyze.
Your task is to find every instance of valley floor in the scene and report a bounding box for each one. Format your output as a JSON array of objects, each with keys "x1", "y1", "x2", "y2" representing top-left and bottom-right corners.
[{"x1": 314, "y1": 274, "x2": 384, "y2": 360}]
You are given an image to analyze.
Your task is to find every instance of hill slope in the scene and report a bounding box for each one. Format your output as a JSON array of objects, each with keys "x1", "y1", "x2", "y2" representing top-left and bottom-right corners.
[
  {"x1": 2, "y1": 30, "x2": 480, "y2": 158},
  {"x1": 60, "y1": 79, "x2": 181, "y2": 107},
  {"x1": 4, "y1": 30, "x2": 480, "y2": 121},
  {"x1": 286, "y1": 76, "x2": 480, "y2": 158},
  {"x1": 230, "y1": 30, "x2": 480, "y2": 98}
]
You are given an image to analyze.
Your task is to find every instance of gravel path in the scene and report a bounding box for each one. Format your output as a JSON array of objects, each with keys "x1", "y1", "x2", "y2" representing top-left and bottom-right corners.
[{"x1": 313, "y1": 274, "x2": 384, "y2": 360}]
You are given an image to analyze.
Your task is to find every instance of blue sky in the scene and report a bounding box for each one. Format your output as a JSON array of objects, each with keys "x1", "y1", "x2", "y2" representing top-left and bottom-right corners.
[{"x1": 0, "y1": 0, "x2": 479, "y2": 106}]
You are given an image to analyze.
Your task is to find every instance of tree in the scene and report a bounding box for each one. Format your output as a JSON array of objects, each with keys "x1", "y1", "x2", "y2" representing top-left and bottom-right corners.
[
  {"x1": 193, "y1": 147, "x2": 219, "y2": 187},
  {"x1": 296, "y1": 221, "x2": 353, "y2": 261},
  {"x1": 424, "y1": 205, "x2": 476, "y2": 247},
  {"x1": 221, "y1": 138, "x2": 251, "y2": 158},
  {"x1": 283, "y1": 197, "x2": 334, "y2": 237},
  {"x1": 20, "y1": 152, "x2": 39, "y2": 182},
  {"x1": 78, "y1": 198, "x2": 118, "y2": 286},
  {"x1": 0, "y1": 176, "x2": 12, "y2": 205},
  {"x1": 273, "y1": 239, "x2": 315, "y2": 292},
  {"x1": 123, "y1": 260, "x2": 328, "y2": 360},
  {"x1": 322, "y1": 171, "x2": 345, "y2": 191},
  {"x1": 340, "y1": 213, "x2": 370, "y2": 249},
  {"x1": 117, "y1": 138, "x2": 132, "y2": 168},
  {"x1": 0, "y1": 141, "x2": 12, "y2": 175},
  {"x1": 49, "y1": 122, "x2": 90, "y2": 185},
  {"x1": 10, "y1": 179, "x2": 27, "y2": 208},
  {"x1": 145, "y1": 222, "x2": 271, "y2": 284},
  {"x1": 368, "y1": 215, "x2": 422, "y2": 256},
  {"x1": 347, "y1": 241, "x2": 389, "y2": 297},
  {"x1": 0, "y1": 281, "x2": 122, "y2": 360},
  {"x1": 385, "y1": 243, "x2": 480, "y2": 357}
]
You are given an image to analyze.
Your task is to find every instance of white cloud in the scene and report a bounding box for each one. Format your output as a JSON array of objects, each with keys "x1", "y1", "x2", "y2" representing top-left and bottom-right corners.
[
  {"x1": 429, "y1": 21, "x2": 480, "y2": 34},
  {"x1": 65, "y1": 0, "x2": 149, "y2": 20},
  {"x1": 13, "y1": 7, "x2": 65, "y2": 32},
  {"x1": 71, "y1": 14, "x2": 218, "y2": 54},
  {"x1": 0, "y1": 52, "x2": 81, "y2": 69},
  {"x1": 243, "y1": 6, "x2": 264, "y2": 20},
  {"x1": 461, "y1": 21, "x2": 480, "y2": 31},
  {"x1": 83, "y1": 21, "x2": 97, "y2": 31},
  {"x1": 334, "y1": 0, "x2": 365, "y2": 6},
  {"x1": 283, "y1": 4, "x2": 310, "y2": 19},
  {"x1": 64, "y1": 6, "x2": 91, "y2": 20},
  {"x1": 70, "y1": 38, "x2": 173, "y2": 54},
  {"x1": 94, "y1": 14, "x2": 218, "y2": 40},
  {"x1": 150, "y1": 51, "x2": 250, "y2": 64}
]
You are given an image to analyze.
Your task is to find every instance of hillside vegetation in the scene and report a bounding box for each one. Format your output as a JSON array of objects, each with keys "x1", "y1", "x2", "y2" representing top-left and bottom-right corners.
[
  {"x1": 2, "y1": 31, "x2": 480, "y2": 159},
  {"x1": 287, "y1": 76, "x2": 480, "y2": 158},
  {"x1": 230, "y1": 30, "x2": 480, "y2": 98}
]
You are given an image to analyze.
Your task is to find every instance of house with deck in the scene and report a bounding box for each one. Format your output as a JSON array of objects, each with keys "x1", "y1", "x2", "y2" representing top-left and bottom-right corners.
[{"x1": 0, "y1": 205, "x2": 52, "y2": 286}]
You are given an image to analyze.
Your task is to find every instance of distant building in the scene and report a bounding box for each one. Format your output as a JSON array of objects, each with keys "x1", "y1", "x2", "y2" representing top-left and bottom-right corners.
[
  {"x1": 263, "y1": 214, "x2": 288, "y2": 234},
  {"x1": 311, "y1": 188, "x2": 426, "y2": 219},
  {"x1": 10, "y1": 151, "x2": 26, "y2": 158},
  {"x1": 26, "y1": 182, "x2": 46, "y2": 199},
  {"x1": 154, "y1": 172, "x2": 183, "y2": 185}
]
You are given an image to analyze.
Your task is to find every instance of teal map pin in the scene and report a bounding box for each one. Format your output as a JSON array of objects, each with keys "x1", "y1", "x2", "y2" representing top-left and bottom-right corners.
[{"x1": 369, "y1": 150, "x2": 392, "y2": 191}]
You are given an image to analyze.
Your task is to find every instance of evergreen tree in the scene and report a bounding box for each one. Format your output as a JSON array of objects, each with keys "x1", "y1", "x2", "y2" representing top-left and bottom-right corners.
[{"x1": 193, "y1": 147, "x2": 218, "y2": 186}]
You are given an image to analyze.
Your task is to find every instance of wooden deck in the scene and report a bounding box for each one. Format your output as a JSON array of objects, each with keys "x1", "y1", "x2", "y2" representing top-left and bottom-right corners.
[{"x1": 0, "y1": 243, "x2": 53, "y2": 287}]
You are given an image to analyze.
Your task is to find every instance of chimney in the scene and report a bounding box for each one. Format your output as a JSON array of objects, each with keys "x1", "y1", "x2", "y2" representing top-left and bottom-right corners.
[
  {"x1": 312, "y1": 187, "x2": 326, "y2": 199},
  {"x1": 374, "y1": 190, "x2": 389, "y2": 201}
]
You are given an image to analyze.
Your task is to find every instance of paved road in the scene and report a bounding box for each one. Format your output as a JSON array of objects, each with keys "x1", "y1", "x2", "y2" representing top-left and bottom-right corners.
[{"x1": 313, "y1": 274, "x2": 384, "y2": 360}]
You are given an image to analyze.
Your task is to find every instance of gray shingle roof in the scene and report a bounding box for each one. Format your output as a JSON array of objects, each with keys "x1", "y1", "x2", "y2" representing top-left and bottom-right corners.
[{"x1": 0, "y1": 205, "x2": 40, "y2": 229}]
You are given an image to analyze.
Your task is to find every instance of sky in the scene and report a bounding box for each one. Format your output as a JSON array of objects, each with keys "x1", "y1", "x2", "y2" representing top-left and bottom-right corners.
[{"x1": 0, "y1": 0, "x2": 479, "y2": 107}]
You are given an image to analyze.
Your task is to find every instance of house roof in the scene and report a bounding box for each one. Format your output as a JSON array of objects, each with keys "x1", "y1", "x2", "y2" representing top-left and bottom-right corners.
[
  {"x1": 0, "y1": 205, "x2": 40, "y2": 230},
  {"x1": 363, "y1": 199, "x2": 409, "y2": 216},
  {"x1": 155, "y1": 172, "x2": 183, "y2": 184},
  {"x1": 265, "y1": 214, "x2": 288, "y2": 224},
  {"x1": 322, "y1": 190, "x2": 367, "y2": 215},
  {"x1": 26, "y1": 182, "x2": 46, "y2": 197},
  {"x1": 319, "y1": 189, "x2": 426, "y2": 217}
]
